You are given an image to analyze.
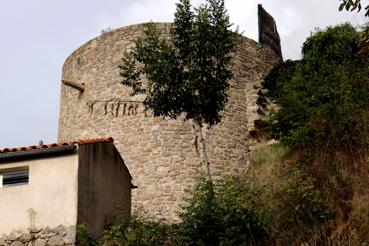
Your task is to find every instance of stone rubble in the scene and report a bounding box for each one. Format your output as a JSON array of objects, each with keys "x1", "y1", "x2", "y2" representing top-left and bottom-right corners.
[{"x1": 0, "y1": 225, "x2": 76, "y2": 246}]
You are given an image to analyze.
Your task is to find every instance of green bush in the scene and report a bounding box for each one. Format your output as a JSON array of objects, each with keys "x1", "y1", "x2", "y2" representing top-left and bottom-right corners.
[
  {"x1": 99, "y1": 215, "x2": 171, "y2": 246},
  {"x1": 174, "y1": 176, "x2": 268, "y2": 245},
  {"x1": 273, "y1": 175, "x2": 333, "y2": 244},
  {"x1": 248, "y1": 144, "x2": 337, "y2": 244},
  {"x1": 264, "y1": 24, "x2": 369, "y2": 154},
  {"x1": 76, "y1": 224, "x2": 97, "y2": 246}
]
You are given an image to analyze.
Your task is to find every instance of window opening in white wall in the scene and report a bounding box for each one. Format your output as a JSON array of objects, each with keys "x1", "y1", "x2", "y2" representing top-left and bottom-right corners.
[{"x1": 0, "y1": 167, "x2": 29, "y2": 188}]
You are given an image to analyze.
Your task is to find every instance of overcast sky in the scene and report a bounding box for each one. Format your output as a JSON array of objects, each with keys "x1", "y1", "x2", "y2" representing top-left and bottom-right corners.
[{"x1": 0, "y1": 0, "x2": 366, "y2": 148}]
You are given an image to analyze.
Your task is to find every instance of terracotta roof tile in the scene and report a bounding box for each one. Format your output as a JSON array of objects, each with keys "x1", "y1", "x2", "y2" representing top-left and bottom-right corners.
[{"x1": 0, "y1": 137, "x2": 114, "y2": 154}]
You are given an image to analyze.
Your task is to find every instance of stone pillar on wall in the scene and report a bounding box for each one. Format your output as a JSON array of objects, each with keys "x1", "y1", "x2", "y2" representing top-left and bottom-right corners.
[{"x1": 258, "y1": 4, "x2": 283, "y2": 61}]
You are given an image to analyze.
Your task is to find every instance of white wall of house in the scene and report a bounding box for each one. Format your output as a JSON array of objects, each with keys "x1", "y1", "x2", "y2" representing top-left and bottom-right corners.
[{"x1": 0, "y1": 154, "x2": 79, "y2": 234}]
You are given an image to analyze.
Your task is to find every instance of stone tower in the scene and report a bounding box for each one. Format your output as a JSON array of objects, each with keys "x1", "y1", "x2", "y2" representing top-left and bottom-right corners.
[{"x1": 58, "y1": 9, "x2": 281, "y2": 220}]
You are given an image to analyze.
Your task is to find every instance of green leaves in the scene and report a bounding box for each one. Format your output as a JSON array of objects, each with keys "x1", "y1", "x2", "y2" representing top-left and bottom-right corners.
[
  {"x1": 119, "y1": 0, "x2": 238, "y2": 126},
  {"x1": 120, "y1": 53, "x2": 145, "y2": 96},
  {"x1": 338, "y1": 0, "x2": 369, "y2": 16},
  {"x1": 265, "y1": 24, "x2": 369, "y2": 151},
  {"x1": 99, "y1": 215, "x2": 171, "y2": 246},
  {"x1": 175, "y1": 176, "x2": 268, "y2": 245}
]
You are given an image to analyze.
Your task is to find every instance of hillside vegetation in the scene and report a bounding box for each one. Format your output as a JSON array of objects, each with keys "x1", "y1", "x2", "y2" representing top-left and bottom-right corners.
[{"x1": 259, "y1": 23, "x2": 369, "y2": 244}]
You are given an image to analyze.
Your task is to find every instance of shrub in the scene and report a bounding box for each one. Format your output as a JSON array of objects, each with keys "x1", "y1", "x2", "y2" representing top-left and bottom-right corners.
[
  {"x1": 264, "y1": 24, "x2": 369, "y2": 167},
  {"x1": 76, "y1": 224, "x2": 97, "y2": 246},
  {"x1": 174, "y1": 176, "x2": 268, "y2": 245},
  {"x1": 248, "y1": 145, "x2": 335, "y2": 244},
  {"x1": 273, "y1": 175, "x2": 333, "y2": 244},
  {"x1": 99, "y1": 215, "x2": 171, "y2": 246}
]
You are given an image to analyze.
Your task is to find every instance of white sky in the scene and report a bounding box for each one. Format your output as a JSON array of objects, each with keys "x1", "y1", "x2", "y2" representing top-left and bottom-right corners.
[{"x1": 0, "y1": 0, "x2": 366, "y2": 148}]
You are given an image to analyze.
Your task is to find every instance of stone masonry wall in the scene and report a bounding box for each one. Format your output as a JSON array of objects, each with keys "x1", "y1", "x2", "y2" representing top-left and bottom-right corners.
[
  {"x1": 58, "y1": 23, "x2": 280, "y2": 220},
  {"x1": 0, "y1": 225, "x2": 76, "y2": 246}
]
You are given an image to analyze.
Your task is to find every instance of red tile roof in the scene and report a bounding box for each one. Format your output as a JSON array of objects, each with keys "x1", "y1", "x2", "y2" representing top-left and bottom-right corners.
[{"x1": 0, "y1": 137, "x2": 114, "y2": 154}]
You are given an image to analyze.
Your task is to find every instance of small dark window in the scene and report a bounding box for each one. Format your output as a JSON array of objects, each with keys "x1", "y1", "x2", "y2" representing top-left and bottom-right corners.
[{"x1": 2, "y1": 170, "x2": 29, "y2": 187}]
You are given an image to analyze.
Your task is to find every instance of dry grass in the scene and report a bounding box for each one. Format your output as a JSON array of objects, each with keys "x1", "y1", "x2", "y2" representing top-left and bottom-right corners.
[
  {"x1": 247, "y1": 143, "x2": 286, "y2": 183},
  {"x1": 245, "y1": 143, "x2": 369, "y2": 244}
]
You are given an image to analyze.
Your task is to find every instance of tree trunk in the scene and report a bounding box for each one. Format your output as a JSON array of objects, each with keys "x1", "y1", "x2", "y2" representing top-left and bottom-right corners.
[{"x1": 193, "y1": 116, "x2": 212, "y2": 178}]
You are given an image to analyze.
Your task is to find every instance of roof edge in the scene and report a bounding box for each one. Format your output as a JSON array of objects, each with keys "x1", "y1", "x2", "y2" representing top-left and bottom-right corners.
[
  {"x1": 0, "y1": 137, "x2": 114, "y2": 155},
  {"x1": 0, "y1": 145, "x2": 77, "y2": 163}
]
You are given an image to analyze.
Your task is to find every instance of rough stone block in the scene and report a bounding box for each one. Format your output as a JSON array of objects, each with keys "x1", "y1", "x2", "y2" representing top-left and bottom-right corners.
[
  {"x1": 10, "y1": 242, "x2": 24, "y2": 246},
  {"x1": 48, "y1": 236, "x2": 64, "y2": 246},
  {"x1": 34, "y1": 239, "x2": 46, "y2": 246}
]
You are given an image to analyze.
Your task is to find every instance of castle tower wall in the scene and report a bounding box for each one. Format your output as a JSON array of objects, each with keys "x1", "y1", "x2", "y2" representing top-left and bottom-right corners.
[{"x1": 58, "y1": 22, "x2": 280, "y2": 220}]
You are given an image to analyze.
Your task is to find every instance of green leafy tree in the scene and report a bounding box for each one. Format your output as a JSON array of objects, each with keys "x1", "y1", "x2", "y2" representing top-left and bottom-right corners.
[{"x1": 119, "y1": 0, "x2": 238, "y2": 176}]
